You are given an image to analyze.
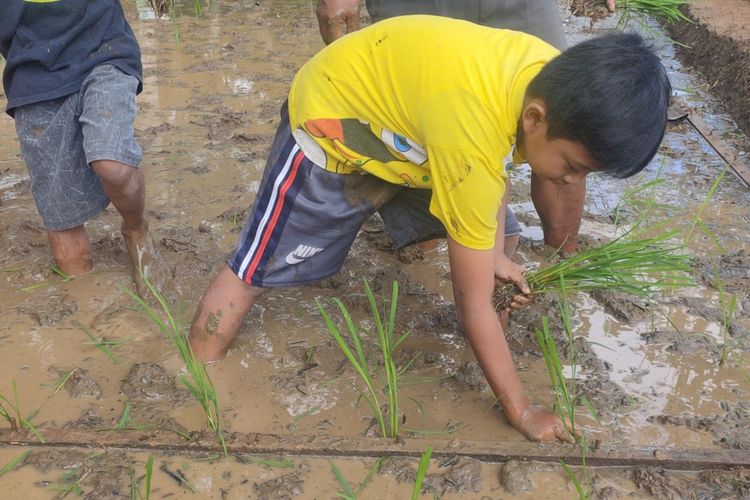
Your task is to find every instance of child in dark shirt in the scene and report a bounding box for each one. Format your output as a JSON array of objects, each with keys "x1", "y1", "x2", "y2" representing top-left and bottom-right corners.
[{"x1": 1, "y1": 0, "x2": 168, "y2": 296}]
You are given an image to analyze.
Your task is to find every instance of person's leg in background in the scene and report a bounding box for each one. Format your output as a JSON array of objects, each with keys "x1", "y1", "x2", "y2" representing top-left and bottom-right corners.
[
  {"x1": 80, "y1": 64, "x2": 170, "y2": 296},
  {"x1": 14, "y1": 94, "x2": 111, "y2": 276}
]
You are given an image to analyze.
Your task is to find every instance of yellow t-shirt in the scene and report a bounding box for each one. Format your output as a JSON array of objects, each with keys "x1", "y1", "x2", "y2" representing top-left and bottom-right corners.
[{"x1": 288, "y1": 15, "x2": 559, "y2": 250}]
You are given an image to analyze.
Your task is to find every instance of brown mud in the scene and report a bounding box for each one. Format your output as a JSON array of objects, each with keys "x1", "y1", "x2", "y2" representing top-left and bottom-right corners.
[{"x1": 0, "y1": 0, "x2": 749, "y2": 497}]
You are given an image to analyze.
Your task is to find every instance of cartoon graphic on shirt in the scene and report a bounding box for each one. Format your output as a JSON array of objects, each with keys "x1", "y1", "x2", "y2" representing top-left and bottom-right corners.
[{"x1": 296, "y1": 118, "x2": 428, "y2": 187}]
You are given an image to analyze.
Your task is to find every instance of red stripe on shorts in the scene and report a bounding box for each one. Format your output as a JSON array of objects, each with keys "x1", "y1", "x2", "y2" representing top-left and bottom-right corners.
[{"x1": 243, "y1": 149, "x2": 305, "y2": 283}]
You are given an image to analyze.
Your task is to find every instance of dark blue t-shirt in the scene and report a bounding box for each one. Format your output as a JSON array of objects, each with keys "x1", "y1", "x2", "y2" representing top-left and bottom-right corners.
[{"x1": 0, "y1": 0, "x2": 142, "y2": 116}]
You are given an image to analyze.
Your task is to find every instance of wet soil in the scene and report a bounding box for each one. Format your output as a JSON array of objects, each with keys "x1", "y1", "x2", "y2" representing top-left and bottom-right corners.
[
  {"x1": 664, "y1": 1, "x2": 750, "y2": 136},
  {"x1": 0, "y1": 0, "x2": 749, "y2": 498}
]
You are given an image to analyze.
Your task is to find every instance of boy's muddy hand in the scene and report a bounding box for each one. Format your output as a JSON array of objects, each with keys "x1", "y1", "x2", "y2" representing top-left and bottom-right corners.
[
  {"x1": 121, "y1": 222, "x2": 171, "y2": 299},
  {"x1": 494, "y1": 255, "x2": 532, "y2": 311},
  {"x1": 512, "y1": 405, "x2": 573, "y2": 443}
]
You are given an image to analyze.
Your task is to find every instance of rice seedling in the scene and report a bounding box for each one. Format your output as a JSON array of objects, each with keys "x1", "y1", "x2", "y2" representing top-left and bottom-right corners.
[
  {"x1": 292, "y1": 404, "x2": 321, "y2": 424},
  {"x1": 685, "y1": 166, "x2": 729, "y2": 247},
  {"x1": 236, "y1": 455, "x2": 295, "y2": 468},
  {"x1": 159, "y1": 463, "x2": 195, "y2": 493},
  {"x1": 129, "y1": 455, "x2": 154, "y2": 500},
  {"x1": 411, "y1": 447, "x2": 433, "y2": 500},
  {"x1": 317, "y1": 280, "x2": 412, "y2": 439},
  {"x1": 124, "y1": 275, "x2": 226, "y2": 455},
  {"x1": 49, "y1": 369, "x2": 76, "y2": 393},
  {"x1": 330, "y1": 458, "x2": 383, "y2": 499},
  {"x1": 51, "y1": 461, "x2": 95, "y2": 498},
  {"x1": 74, "y1": 320, "x2": 128, "y2": 364},
  {"x1": 331, "y1": 462, "x2": 356, "y2": 499},
  {"x1": 20, "y1": 265, "x2": 73, "y2": 292},
  {"x1": 493, "y1": 229, "x2": 693, "y2": 311},
  {"x1": 715, "y1": 273, "x2": 739, "y2": 367},
  {"x1": 613, "y1": 0, "x2": 692, "y2": 26},
  {"x1": 0, "y1": 450, "x2": 30, "y2": 477},
  {"x1": 534, "y1": 288, "x2": 600, "y2": 441},
  {"x1": 0, "y1": 380, "x2": 45, "y2": 443}
]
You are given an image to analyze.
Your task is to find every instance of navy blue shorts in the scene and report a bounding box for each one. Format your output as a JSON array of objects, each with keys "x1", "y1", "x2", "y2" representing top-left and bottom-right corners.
[{"x1": 229, "y1": 102, "x2": 522, "y2": 287}]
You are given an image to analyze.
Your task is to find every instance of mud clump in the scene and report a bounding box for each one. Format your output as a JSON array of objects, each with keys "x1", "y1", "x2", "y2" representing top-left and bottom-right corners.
[
  {"x1": 52, "y1": 367, "x2": 102, "y2": 399},
  {"x1": 423, "y1": 457, "x2": 482, "y2": 495},
  {"x1": 253, "y1": 472, "x2": 304, "y2": 499},
  {"x1": 590, "y1": 289, "x2": 652, "y2": 324},
  {"x1": 453, "y1": 361, "x2": 489, "y2": 392},
  {"x1": 568, "y1": 0, "x2": 611, "y2": 22},
  {"x1": 378, "y1": 457, "x2": 417, "y2": 484},
  {"x1": 120, "y1": 363, "x2": 190, "y2": 404},
  {"x1": 63, "y1": 408, "x2": 105, "y2": 429},
  {"x1": 649, "y1": 401, "x2": 750, "y2": 449},
  {"x1": 499, "y1": 460, "x2": 533, "y2": 495},
  {"x1": 18, "y1": 294, "x2": 79, "y2": 326}
]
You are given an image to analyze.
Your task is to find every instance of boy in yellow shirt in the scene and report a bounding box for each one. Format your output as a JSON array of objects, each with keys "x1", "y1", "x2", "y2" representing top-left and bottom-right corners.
[{"x1": 189, "y1": 16, "x2": 670, "y2": 442}]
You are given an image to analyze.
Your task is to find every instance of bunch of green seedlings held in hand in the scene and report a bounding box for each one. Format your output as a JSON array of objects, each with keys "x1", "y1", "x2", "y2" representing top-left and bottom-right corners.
[{"x1": 493, "y1": 230, "x2": 693, "y2": 311}]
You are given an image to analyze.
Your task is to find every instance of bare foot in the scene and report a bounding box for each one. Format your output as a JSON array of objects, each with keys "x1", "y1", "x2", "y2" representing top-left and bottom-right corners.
[{"x1": 121, "y1": 222, "x2": 171, "y2": 299}]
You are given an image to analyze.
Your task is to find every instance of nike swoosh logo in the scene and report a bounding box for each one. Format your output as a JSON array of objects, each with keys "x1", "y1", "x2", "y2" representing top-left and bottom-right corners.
[{"x1": 285, "y1": 244, "x2": 323, "y2": 265}]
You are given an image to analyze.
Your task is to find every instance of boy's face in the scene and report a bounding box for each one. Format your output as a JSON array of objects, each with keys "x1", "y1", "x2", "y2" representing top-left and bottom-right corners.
[{"x1": 518, "y1": 100, "x2": 600, "y2": 185}]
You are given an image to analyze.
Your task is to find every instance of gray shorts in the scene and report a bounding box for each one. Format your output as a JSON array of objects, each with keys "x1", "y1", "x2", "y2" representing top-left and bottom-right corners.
[
  {"x1": 14, "y1": 64, "x2": 142, "y2": 231},
  {"x1": 228, "y1": 102, "x2": 521, "y2": 288},
  {"x1": 366, "y1": 0, "x2": 567, "y2": 49}
]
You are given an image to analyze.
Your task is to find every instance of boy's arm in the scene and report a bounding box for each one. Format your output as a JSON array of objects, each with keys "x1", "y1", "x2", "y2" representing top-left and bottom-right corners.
[
  {"x1": 530, "y1": 172, "x2": 585, "y2": 255},
  {"x1": 447, "y1": 236, "x2": 570, "y2": 442},
  {"x1": 494, "y1": 179, "x2": 531, "y2": 310},
  {"x1": 316, "y1": 0, "x2": 361, "y2": 44}
]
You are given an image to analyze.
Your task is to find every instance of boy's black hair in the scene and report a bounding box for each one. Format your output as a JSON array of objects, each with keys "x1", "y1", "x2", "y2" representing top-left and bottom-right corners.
[{"x1": 526, "y1": 32, "x2": 671, "y2": 178}]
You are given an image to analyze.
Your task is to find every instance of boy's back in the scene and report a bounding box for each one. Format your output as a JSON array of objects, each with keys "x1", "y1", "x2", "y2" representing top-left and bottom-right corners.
[{"x1": 290, "y1": 15, "x2": 559, "y2": 249}]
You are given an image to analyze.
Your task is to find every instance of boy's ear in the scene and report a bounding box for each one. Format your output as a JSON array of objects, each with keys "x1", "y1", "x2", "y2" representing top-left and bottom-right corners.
[{"x1": 521, "y1": 99, "x2": 548, "y2": 136}]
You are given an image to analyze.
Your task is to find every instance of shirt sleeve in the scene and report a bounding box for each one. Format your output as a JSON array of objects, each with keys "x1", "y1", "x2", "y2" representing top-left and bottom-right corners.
[{"x1": 427, "y1": 144, "x2": 507, "y2": 250}]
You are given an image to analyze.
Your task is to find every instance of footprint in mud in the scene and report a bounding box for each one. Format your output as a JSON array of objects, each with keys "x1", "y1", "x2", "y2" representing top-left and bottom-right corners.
[{"x1": 18, "y1": 294, "x2": 79, "y2": 326}]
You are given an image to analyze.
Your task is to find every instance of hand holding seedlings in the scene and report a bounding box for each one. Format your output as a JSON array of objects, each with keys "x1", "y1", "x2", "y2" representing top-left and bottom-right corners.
[{"x1": 493, "y1": 253, "x2": 532, "y2": 313}]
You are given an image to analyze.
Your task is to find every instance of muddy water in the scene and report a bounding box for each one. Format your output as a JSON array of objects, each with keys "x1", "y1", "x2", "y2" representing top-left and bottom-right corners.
[{"x1": 1, "y1": 1, "x2": 749, "y2": 498}]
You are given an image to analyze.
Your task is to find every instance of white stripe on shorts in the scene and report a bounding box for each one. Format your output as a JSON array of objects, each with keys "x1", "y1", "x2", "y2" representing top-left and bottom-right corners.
[{"x1": 237, "y1": 143, "x2": 301, "y2": 277}]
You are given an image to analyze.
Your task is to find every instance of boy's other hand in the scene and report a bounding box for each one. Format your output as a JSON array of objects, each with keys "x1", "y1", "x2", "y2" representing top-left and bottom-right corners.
[
  {"x1": 316, "y1": 0, "x2": 361, "y2": 44},
  {"x1": 494, "y1": 254, "x2": 531, "y2": 310},
  {"x1": 513, "y1": 405, "x2": 573, "y2": 442},
  {"x1": 606, "y1": 0, "x2": 616, "y2": 11}
]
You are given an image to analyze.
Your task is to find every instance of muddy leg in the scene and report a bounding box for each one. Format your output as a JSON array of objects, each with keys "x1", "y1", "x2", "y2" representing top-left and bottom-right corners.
[
  {"x1": 189, "y1": 264, "x2": 267, "y2": 362},
  {"x1": 504, "y1": 234, "x2": 520, "y2": 258},
  {"x1": 90, "y1": 159, "x2": 170, "y2": 297},
  {"x1": 47, "y1": 225, "x2": 93, "y2": 275}
]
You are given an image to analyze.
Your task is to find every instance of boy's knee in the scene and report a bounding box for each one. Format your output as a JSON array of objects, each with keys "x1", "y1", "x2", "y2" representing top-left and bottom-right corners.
[{"x1": 91, "y1": 159, "x2": 142, "y2": 191}]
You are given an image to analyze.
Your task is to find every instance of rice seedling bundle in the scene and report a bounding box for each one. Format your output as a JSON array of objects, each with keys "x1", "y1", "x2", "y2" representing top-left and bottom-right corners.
[
  {"x1": 615, "y1": 0, "x2": 692, "y2": 25},
  {"x1": 494, "y1": 230, "x2": 693, "y2": 311}
]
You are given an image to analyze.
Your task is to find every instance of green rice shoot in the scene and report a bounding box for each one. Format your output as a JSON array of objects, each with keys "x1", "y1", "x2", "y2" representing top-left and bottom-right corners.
[
  {"x1": 0, "y1": 380, "x2": 45, "y2": 443},
  {"x1": 614, "y1": 0, "x2": 692, "y2": 27},
  {"x1": 124, "y1": 275, "x2": 226, "y2": 455},
  {"x1": 129, "y1": 455, "x2": 154, "y2": 500},
  {"x1": 75, "y1": 320, "x2": 127, "y2": 364},
  {"x1": 411, "y1": 447, "x2": 433, "y2": 500},
  {"x1": 317, "y1": 280, "x2": 411, "y2": 439},
  {"x1": 495, "y1": 228, "x2": 693, "y2": 311},
  {"x1": 0, "y1": 450, "x2": 30, "y2": 478}
]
